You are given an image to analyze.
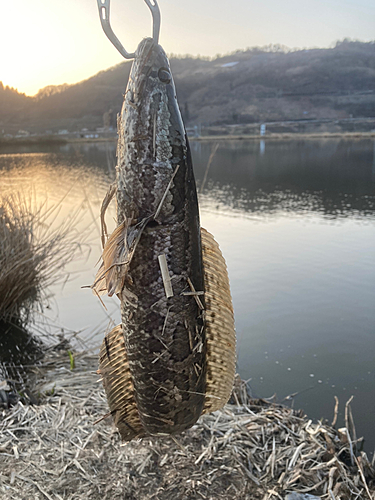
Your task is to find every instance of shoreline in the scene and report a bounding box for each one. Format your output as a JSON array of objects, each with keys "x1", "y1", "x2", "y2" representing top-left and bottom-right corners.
[
  {"x1": 1, "y1": 347, "x2": 374, "y2": 500},
  {"x1": 192, "y1": 131, "x2": 375, "y2": 141},
  {"x1": 1, "y1": 131, "x2": 375, "y2": 150}
]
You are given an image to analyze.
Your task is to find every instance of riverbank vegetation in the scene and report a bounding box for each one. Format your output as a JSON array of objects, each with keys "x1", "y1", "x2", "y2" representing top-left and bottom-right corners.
[
  {"x1": 0, "y1": 192, "x2": 87, "y2": 399},
  {"x1": 1, "y1": 346, "x2": 374, "y2": 499},
  {"x1": 1, "y1": 40, "x2": 374, "y2": 135},
  {"x1": 0, "y1": 194, "x2": 79, "y2": 326}
]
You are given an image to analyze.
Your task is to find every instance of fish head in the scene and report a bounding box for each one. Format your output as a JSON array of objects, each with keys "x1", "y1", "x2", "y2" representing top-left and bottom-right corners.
[
  {"x1": 130, "y1": 38, "x2": 174, "y2": 102},
  {"x1": 118, "y1": 37, "x2": 188, "y2": 221}
]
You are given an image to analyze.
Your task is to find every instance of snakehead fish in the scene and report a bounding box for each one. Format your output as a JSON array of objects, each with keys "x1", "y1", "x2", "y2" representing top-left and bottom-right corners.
[{"x1": 94, "y1": 37, "x2": 236, "y2": 440}]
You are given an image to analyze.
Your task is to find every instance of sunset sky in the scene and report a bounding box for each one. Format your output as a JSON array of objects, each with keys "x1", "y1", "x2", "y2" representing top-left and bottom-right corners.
[{"x1": 2, "y1": 0, "x2": 374, "y2": 96}]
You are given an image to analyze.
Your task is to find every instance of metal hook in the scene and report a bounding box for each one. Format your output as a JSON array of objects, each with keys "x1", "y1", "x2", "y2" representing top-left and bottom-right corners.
[
  {"x1": 96, "y1": 0, "x2": 161, "y2": 60},
  {"x1": 144, "y1": 0, "x2": 160, "y2": 45}
]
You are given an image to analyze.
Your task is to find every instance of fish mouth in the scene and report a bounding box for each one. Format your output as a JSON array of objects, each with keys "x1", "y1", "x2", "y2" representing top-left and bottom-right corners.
[{"x1": 135, "y1": 37, "x2": 156, "y2": 58}]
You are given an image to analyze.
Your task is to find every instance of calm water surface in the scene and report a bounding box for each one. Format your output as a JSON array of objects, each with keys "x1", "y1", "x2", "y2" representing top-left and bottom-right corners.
[{"x1": 1, "y1": 138, "x2": 374, "y2": 453}]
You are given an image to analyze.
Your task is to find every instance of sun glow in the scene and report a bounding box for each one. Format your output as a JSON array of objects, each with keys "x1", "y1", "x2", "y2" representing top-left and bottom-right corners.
[
  {"x1": 1, "y1": 0, "x2": 124, "y2": 95},
  {"x1": 1, "y1": 0, "x2": 374, "y2": 96}
]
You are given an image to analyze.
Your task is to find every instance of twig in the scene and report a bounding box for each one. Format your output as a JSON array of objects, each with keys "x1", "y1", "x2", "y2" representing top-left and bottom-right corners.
[
  {"x1": 345, "y1": 395, "x2": 357, "y2": 451},
  {"x1": 186, "y1": 277, "x2": 204, "y2": 310},
  {"x1": 332, "y1": 396, "x2": 339, "y2": 426},
  {"x1": 154, "y1": 165, "x2": 180, "y2": 220},
  {"x1": 199, "y1": 143, "x2": 219, "y2": 193},
  {"x1": 355, "y1": 456, "x2": 373, "y2": 500},
  {"x1": 158, "y1": 254, "x2": 173, "y2": 298}
]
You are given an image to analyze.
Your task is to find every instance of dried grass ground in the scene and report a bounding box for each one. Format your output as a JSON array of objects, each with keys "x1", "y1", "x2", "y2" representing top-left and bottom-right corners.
[{"x1": 1, "y1": 347, "x2": 374, "y2": 500}]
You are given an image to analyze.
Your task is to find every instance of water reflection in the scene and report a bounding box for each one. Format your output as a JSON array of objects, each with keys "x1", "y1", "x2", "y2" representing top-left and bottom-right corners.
[
  {"x1": 193, "y1": 139, "x2": 375, "y2": 219},
  {"x1": 0, "y1": 138, "x2": 374, "y2": 453},
  {"x1": 3, "y1": 138, "x2": 373, "y2": 219},
  {"x1": 0, "y1": 148, "x2": 121, "y2": 342}
]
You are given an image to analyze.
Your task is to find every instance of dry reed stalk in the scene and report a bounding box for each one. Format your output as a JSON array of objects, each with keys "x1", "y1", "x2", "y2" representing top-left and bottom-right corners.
[
  {"x1": 0, "y1": 349, "x2": 374, "y2": 500},
  {"x1": 199, "y1": 142, "x2": 219, "y2": 194},
  {"x1": 0, "y1": 193, "x2": 84, "y2": 325}
]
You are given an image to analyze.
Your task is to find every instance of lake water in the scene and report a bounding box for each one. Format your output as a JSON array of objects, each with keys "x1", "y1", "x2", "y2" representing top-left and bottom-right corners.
[{"x1": 0, "y1": 138, "x2": 374, "y2": 454}]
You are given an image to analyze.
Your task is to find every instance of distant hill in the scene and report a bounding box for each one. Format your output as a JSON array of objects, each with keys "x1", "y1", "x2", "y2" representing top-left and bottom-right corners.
[{"x1": 1, "y1": 40, "x2": 375, "y2": 135}]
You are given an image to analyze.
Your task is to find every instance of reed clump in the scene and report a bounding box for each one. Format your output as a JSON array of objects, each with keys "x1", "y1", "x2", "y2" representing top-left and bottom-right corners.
[{"x1": 0, "y1": 193, "x2": 80, "y2": 325}]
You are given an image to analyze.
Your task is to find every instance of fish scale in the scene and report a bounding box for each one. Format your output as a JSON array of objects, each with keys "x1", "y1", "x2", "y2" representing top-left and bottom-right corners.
[{"x1": 95, "y1": 36, "x2": 236, "y2": 440}]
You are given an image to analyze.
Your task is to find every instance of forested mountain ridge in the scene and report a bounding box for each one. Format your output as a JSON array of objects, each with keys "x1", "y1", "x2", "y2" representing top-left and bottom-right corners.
[{"x1": 1, "y1": 40, "x2": 375, "y2": 134}]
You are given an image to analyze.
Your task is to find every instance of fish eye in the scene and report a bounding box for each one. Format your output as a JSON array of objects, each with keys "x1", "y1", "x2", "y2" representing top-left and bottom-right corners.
[{"x1": 158, "y1": 68, "x2": 171, "y2": 84}]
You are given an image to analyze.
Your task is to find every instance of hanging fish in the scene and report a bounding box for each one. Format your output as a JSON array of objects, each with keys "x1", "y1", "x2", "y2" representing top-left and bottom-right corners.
[{"x1": 93, "y1": 0, "x2": 236, "y2": 440}]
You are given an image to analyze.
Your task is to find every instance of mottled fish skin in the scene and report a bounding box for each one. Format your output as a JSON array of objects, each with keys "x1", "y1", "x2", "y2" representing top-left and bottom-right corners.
[{"x1": 116, "y1": 38, "x2": 206, "y2": 435}]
